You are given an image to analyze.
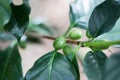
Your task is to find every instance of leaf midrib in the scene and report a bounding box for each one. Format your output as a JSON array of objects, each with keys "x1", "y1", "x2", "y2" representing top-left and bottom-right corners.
[{"x1": 48, "y1": 51, "x2": 56, "y2": 80}]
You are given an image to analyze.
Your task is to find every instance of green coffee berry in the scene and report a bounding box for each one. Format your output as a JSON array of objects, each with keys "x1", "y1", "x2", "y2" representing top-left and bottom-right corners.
[
  {"x1": 69, "y1": 30, "x2": 82, "y2": 40},
  {"x1": 19, "y1": 35, "x2": 27, "y2": 49},
  {"x1": 53, "y1": 36, "x2": 66, "y2": 50},
  {"x1": 63, "y1": 45, "x2": 72, "y2": 55},
  {"x1": 92, "y1": 40, "x2": 109, "y2": 50}
]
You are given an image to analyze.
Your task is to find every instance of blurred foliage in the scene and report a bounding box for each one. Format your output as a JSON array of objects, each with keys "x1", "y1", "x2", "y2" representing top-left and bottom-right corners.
[
  {"x1": 0, "y1": 0, "x2": 120, "y2": 80},
  {"x1": 4, "y1": 1, "x2": 31, "y2": 41},
  {"x1": 0, "y1": 41, "x2": 23, "y2": 80},
  {"x1": 69, "y1": 0, "x2": 105, "y2": 29},
  {"x1": 26, "y1": 17, "x2": 56, "y2": 36}
]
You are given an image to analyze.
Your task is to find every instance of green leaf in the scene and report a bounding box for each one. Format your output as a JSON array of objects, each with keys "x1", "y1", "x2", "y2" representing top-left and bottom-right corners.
[
  {"x1": 103, "y1": 52, "x2": 120, "y2": 80},
  {"x1": 94, "y1": 18, "x2": 120, "y2": 47},
  {"x1": 88, "y1": 0, "x2": 120, "y2": 38},
  {"x1": 75, "y1": 15, "x2": 90, "y2": 30},
  {"x1": 69, "y1": 0, "x2": 104, "y2": 29},
  {"x1": 83, "y1": 51, "x2": 107, "y2": 80},
  {"x1": 64, "y1": 52, "x2": 80, "y2": 79},
  {"x1": 27, "y1": 18, "x2": 55, "y2": 36},
  {"x1": 71, "y1": 56, "x2": 80, "y2": 79},
  {"x1": 0, "y1": 31, "x2": 15, "y2": 40},
  {"x1": 63, "y1": 45, "x2": 80, "y2": 78},
  {"x1": 0, "y1": 41, "x2": 23, "y2": 80},
  {"x1": 25, "y1": 51, "x2": 79, "y2": 80},
  {"x1": 4, "y1": 1, "x2": 31, "y2": 41},
  {"x1": 0, "y1": 0, "x2": 11, "y2": 30},
  {"x1": 69, "y1": 0, "x2": 83, "y2": 26}
]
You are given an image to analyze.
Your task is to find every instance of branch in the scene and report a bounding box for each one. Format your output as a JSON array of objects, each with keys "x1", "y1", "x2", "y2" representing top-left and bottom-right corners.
[
  {"x1": 25, "y1": 32, "x2": 83, "y2": 45},
  {"x1": 25, "y1": 32, "x2": 120, "y2": 48},
  {"x1": 42, "y1": 36, "x2": 84, "y2": 45}
]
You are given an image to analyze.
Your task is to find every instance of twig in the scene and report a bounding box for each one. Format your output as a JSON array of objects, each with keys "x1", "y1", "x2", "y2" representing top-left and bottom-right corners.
[
  {"x1": 41, "y1": 36, "x2": 56, "y2": 40},
  {"x1": 42, "y1": 35, "x2": 84, "y2": 45},
  {"x1": 25, "y1": 32, "x2": 84, "y2": 46}
]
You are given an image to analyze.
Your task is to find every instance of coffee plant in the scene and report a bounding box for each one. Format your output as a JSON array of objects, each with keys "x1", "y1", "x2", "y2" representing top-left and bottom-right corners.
[{"x1": 0, "y1": 0, "x2": 120, "y2": 80}]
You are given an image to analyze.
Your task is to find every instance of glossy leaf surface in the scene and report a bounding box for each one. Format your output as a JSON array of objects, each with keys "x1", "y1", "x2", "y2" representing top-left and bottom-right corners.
[
  {"x1": 25, "y1": 51, "x2": 79, "y2": 80},
  {"x1": 103, "y1": 52, "x2": 120, "y2": 80},
  {"x1": 0, "y1": 42, "x2": 23, "y2": 80},
  {"x1": 83, "y1": 51, "x2": 107, "y2": 80},
  {"x1": 94, "y1": 18, "x2": 120, "y2": 47},
  {"x1": 4, "y1": 1, "x2": 31, "y2": 40},
  {"x1": 64, "y1": 51, "x2": 80, "y2": 79},
  {"x1": 88, "y1": 0, "x2": 120, "y2": 38}
]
